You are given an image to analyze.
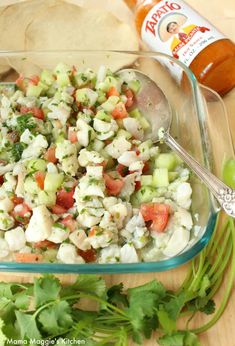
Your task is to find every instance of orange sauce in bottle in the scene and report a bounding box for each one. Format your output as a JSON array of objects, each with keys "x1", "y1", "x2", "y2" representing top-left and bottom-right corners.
[{"x1": 126, "y1": 0, "x2": 235, "y2": 95}]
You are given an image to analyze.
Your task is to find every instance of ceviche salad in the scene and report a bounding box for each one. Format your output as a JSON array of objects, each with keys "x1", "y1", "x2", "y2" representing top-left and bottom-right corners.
[{"x1": 0, "y1": 63, "x2": 194, "y2": 264}]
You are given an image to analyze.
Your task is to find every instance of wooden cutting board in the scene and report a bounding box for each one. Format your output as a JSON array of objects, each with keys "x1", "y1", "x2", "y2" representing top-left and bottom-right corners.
[{"x1": 0, "y1": 0, "x2": 235, "y2": 345}]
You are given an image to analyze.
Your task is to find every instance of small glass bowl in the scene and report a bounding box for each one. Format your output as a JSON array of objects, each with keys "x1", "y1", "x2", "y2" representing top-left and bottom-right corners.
[{"x1": 0, "y1": 50, "x2": 233, "y2": 273}]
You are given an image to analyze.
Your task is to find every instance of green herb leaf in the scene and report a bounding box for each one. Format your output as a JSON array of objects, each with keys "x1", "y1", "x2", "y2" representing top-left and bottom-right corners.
[
  {"x1": 107, "y1": 283, "x2": 128, "y2": 307},
  {"x1": 34, "y1": 275, "x2": 61, "y2": 308},
  {"x1": 0, "y1": 283, "x2": 14, "y2": 299},
  {"x1": 38, "y1": 301, "x2": 73, "y2": 335},
  {"x1": 0, "y1": 318, "x2": 7, "y2": 345},
  {"x1": 0, "y1": 297, "x2": 16, "y2": 324},
  {"x1": 126, "y1": 280, "x2": 166, "y2": 343},
  {"x1": 14, "y1": 292, "x2": 30, "y2": 310},
  {"x1": 15, "y1": 311, "x2": 41, "y2": 340},
  {"x1": 163, "y1": 292, "x2": 188, "y2": 320},
  {"x1": 157, "y1": 309, "x2": 176, "y2": 334},
  {"x1": 158, "y1": 331, "x2": 201, "y2": 346},
  {"x1": 70, "y1": 275, "x2": 106, "y2": 298},
  {"x1": 199, "y1": 299, "x2": 215, "y2": 315}
]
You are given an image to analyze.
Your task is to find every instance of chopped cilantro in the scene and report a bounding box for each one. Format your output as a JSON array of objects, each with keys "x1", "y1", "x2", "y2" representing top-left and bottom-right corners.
[
  {"x1": 16, "y1": 114, "x2": 36, "y2": 134},
  {"x1": 10, "y1": 142, "x2": 27, "y2": 162}
]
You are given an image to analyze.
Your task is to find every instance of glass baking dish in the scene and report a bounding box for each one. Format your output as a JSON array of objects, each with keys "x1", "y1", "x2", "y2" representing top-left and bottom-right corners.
[{"x1": 0, "y1": 50, "x2": 233, "y2": 273}]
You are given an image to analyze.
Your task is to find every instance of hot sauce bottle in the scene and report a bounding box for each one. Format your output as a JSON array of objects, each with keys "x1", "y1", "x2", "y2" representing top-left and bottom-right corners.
[{"x1": 126, "y1": 0, "x2": 235, "y2": 95}]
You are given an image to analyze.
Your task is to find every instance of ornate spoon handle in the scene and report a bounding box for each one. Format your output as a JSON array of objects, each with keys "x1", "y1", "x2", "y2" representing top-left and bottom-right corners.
[{"x1": 164, "y1": 132, "x2": 235, "y2": 218}]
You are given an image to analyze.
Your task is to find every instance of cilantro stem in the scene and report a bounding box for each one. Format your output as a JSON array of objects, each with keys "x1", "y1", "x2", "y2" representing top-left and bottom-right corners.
[
  {"x1": 209, "y1": 218, "x2": 230, "y2": 257},
  {"x1": 188, "y1": 251, "x2": 206, "y2": 292},
  {"x1": 65, "y1": 293, "x2": 130, "y2": 319},
  {"x1": 191, "y1": 218, "x2": 235, "y2": 334},
  {"x1": 204, "y1": 213, "x2": 220, "y2": 254},
  {"x1": 210, "y1": 239, "x2": 232, "y2": 286},
  {"x1": 207, "y1": 224, "x2": 231, "y2": 277},
  {"x1": 33, "y1": 301, "x2": 55, "y2": 319}
]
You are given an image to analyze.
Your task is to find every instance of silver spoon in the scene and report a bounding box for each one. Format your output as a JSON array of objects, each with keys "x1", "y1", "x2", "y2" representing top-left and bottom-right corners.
[{"x1": 117, "y1": 69, "x2": 235, "y2": 218}]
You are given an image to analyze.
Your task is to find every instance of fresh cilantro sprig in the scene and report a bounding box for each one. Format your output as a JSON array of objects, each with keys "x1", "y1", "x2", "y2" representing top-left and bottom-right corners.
[{"x1": 0, "y1": 216, "x2": 234, "y2": 345}]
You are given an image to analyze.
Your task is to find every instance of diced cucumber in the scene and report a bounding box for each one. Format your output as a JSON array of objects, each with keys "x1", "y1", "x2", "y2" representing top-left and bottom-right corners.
[
  {"x1": 140, "y1": 175, "x2": 153, "y2": 186},
  {"x1": 169, "y1": 171, "x2": 179, "y2": 182},
  {"x1": 116, "y1": 129, "x2": 132, "y2": 140},
  {"x1": 96, "y1": 110, "x2": 111, "y2": 122},
  {"x1": 97, "y1": 76, "x2": 119, "y2": 92},
  {"x1": 75, "y1": 89, "x2": 88, "y2": 104},
  {"x1": 27, "y1": 159, "x2": 47, "y2": 173},
  {"x1": 47, "y1": 85, "x2": 57, "y2": 97},
  {"x1": 24, "y1": 177, "x2": 40, "y2": 194},
  {"x1": 153, "y1": 168, "x2": 169, "y2": 187},
  {"x1": 92, "y1": 139, "x2": 105, "y2": 151},
  {"x1": 37, "y1": 81, "x2": 49, "y2": 94},
  {"x1": 135, "y1": 186, "x2": 158, "y2": 203},
  {"x1": 129, "y1": 108, "x2": 149, "y2": 129},
  {"x1": 127, "y1": 79, "x2": 141, "y2": 94},
  {"x1": 174, "y1": 153, "x2": 183, "y2": 165},
  {"x1": 129, "y1": 108, "x2": 142, "y2": 119},
  {"x1": 40, "y1": 70, "x2": 55, "y2": 85},
  {"x1": 139, "y1": 116, "x2": 150, "y2": 130},
  {"x1": 54, "y1": 63, "x2": 71, "y2": 75},
  {"x1": 43, "y1": 248, "x2": 58, "y2": 262},
  {"x1": 44, "y1": 173, "x2": 64, "y2": 192},
  {"x1": 155, "y1": 153, "x2": 176, "y2": 171},
  {"x1": 101, "y1": 96, "x2": 119, "y2": 112},
  {"x1": 38, "y1": 190, "x2": 56, "y2": 206},
  {"x1": 73, "y1": 73, "x2": 89, "y2": 88},
  {"x1": 57, "y1": 73, "x2": 71, "y2": 87},
  {"x1": 97, "y1": 90, "x2": 107, "y2": 104},
  {"x1": 26, "y1": 85, "x2": 43, "y2": 98}
]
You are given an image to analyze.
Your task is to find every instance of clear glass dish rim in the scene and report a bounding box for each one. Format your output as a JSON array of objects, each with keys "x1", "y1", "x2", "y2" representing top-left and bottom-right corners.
[{"x1": 0, "y1": 50, "x2": 218, "y2": 273}]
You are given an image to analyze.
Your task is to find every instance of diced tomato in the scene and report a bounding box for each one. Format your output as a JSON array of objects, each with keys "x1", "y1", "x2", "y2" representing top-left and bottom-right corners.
[
  {"x1": 116, "y1": 163, "x2": 128, "y2": 177},
  {"x1": 33, "y1": 240, "x2": 57, "y2": 249},
  {"x1": 61, "y1": 215, "x2": 77, "y2": 232},
  {"x1": 12, "y1": 196, "x2": 24, "y2": 205},
  {"x1": 104, "y1": 173, "x2": 124, "y2": 196},
  {"x1": 125, "y1": 89, "x2": 134, "y2": 108},
  {"x1": 140, "y1": 203, "x2": 170, "y2": 232},
  {"x1": 51, "y1": 204, "x2": 67, "y2": 215},
  {"x1": 11, "y1": 203, "x2": 31, "y2": 224},
  {"x1": 15, "y1": 74, "x2": 25, "y2": 91},
  {"x1": 35, "y1": 171, "x2": 45, "y2": 190},
  {"x1": 78, "y1": 248, "x2": 96, "y2": 263},
  {"x1": 44, "y1": 147, "x2": 58, "y2": 163},
  {"x1": 135, "y1": 181, "x2": 141, "y2": 191},
  {"x1": 68, "y1": 129, "x2": 78, "y2": 143},
  {"x1": 0, "y1": 176, "x2": 4, "y2": 186},
  {"x1": 20, "y1": 106, "x2": 44, "y2": 120},
  {"x1": 56, "y1": 188, "x2": 75, "y2": 210},
  {"x1": 31, "y1": 107, "x2": 44, "y2": 120},
  {"x1": 143, "y1": 161, "x2": 150, "y2": 174},
  {"x1": 107, "y1": 86, "x2": 120, "y2": 98},
  {"x1": 71, "y1": 65, "x2": 77, "y2": 75},
  {"x1": 15, "y1": 253, "x2": 43, "y2": 263},
  {"x1": 29, "y1": 75, "x2": 40, "y2": 85},
  {"x1": 89, "y1": 227, "x2": 97, "y2": 237},
  {"x1": 111, "y1": 102, "x2": 128, "y2": 119},
  {"x1": 96, "y1": 160, "x2": 107, "y2": 169}
]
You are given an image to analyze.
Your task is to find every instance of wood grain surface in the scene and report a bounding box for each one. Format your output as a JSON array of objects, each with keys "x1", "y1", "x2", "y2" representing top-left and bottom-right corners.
[{"x1": 0, "y1": 0, "x2": 235, "y2": 345}]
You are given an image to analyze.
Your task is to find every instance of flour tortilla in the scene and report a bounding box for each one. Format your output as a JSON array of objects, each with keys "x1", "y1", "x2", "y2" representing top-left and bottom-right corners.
[
  {"x1": 24, "y1": 2, "x2": 139, "y2": 73},
  {"x1": 0, "y1": 0, "x2": 60, "y2": 75}
]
